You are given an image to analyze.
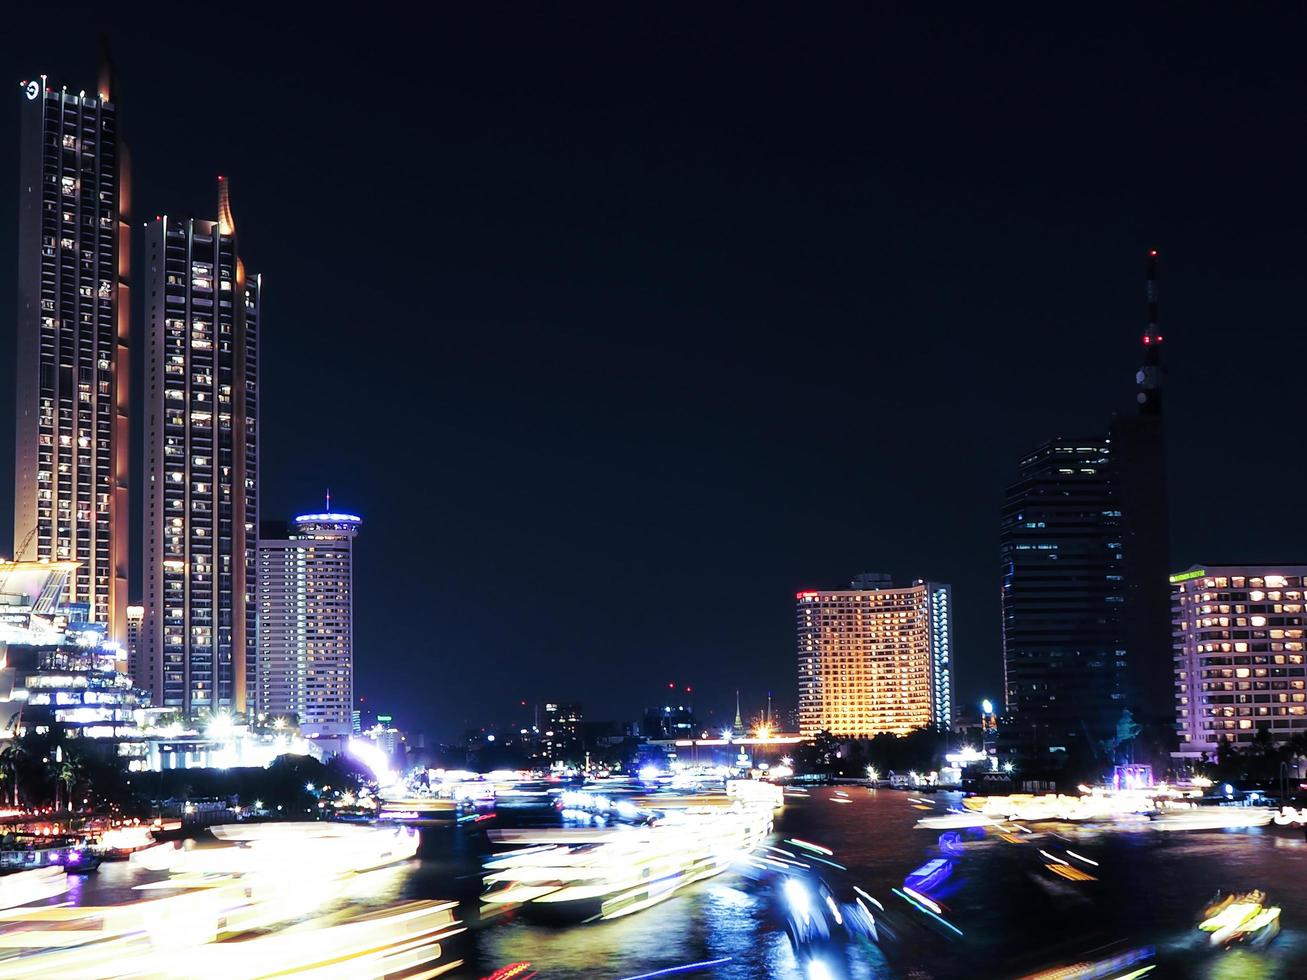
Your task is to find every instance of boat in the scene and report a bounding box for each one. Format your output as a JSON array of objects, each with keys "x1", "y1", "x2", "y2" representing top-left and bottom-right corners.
[
  {"x1": 0, "y1": 842, "x2": 99, "y2": 875},
  {"x1": 88, "y1": 824, "x2": 158, "y2": 859},
  {"x1": 1151, "y1": 806, "x2": 1276, "y2": 831},
  {"x1": 1198, "y1": 890, "x2": 1281, "y2": 947},
  {"x1": 916, "y1": 810, "x2": 995, "y2": 830},
  {"x1": 482, "y1": 803, "x2": 773, "y2": 921},
  {"x1": 903, "y1": 857, "x2": 953, "y2": 893}
]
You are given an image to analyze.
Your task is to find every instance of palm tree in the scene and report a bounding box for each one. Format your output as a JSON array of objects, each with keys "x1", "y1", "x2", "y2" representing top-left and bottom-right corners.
[
  {"x1": 54, "y1": 759, "x2": 77, "y2": 814},
  {"x1": 0, "y1": 741, "x2": 27, "y2": 808},
  {"x1": 54, "y1": 748, "x2": 89, "y2": 814}
]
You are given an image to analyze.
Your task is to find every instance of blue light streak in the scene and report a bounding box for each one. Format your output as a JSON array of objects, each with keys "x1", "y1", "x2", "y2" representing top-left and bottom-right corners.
[
  {"x1": 891, "y1": 887, "x2": 964, "y2": 937},
  {"x1": 618, "y1": 957, "x2": 733, "y2": 980}
]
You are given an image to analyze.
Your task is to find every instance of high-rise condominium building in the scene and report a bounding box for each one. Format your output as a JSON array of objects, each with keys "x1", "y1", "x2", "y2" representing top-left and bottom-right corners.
[
  {"x1": 999, "y1": 253, "x2": 1173, "y2": 750},
  {"x1": 797, "y1": 574, "x2": 953, "y2": 738},
  {"x1": 1000, "y1": 437, "x2": 1126, "y2": 746},
  {"x1": 1172, "y1": 565, "x2": 1307, "y2": 758},
  {"x1": 257, "y1": 512, "x2": 360, "y2": 739},
  {"x1": 13, "y1": 71, "x2": 130, "y2": 642},
  {"x1": 140, "y1": 179, "x2": 260, "y2": 717}
]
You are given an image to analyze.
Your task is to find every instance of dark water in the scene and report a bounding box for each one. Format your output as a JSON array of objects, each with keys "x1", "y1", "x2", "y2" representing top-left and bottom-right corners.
[{"x1": 71, "y1": 788, "x2": 1307, "y2": 978}]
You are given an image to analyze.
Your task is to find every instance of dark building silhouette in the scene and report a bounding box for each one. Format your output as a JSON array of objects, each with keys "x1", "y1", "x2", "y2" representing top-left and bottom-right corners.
[
  {"x1": 1000, "y1": 253, "x2": 1172, "y2": 758},
  {"x1": 1109, "y1": 252, "x2": 1174, "y2": 738},
  {"x1": 1000, "y1": 437, "x2": 1125, "y2": 748}
]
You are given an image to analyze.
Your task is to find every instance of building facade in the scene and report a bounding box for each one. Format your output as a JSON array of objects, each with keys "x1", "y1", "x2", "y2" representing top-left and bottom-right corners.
[
  {"x1": 140, "y1": 178, "x2": 261, "y2": 718},
  {"x1": 1000, "y1": 437, "x2": 1125, "y2": 747},
  {"x1": 126, "y1": 602, "x2": 143, "y2": 677},
  {"x1": 13, "y1": 72, "x2": 130, "y2": 641},
  {"x1": 539, "y1": 702, "x2": 583, "y2": 763},
  {"x1": 797, "y1": 575, "x2": 953, "y2": 738},
  {"x1": 256, "y1": 512, "x2": 360, "y2": 739},
  {"x1": 1172, "y1": 565, "x2": 1307, "y2": 758}
]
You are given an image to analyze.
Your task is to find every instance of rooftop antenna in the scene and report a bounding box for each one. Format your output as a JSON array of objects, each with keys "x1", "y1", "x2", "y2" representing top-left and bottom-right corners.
[
  {"x1": 326, "y1": 488, "x2": 331, "y2": 511},
  {"x1": 1137, "y1": 250, "x2": 1163, "y2": 416}
]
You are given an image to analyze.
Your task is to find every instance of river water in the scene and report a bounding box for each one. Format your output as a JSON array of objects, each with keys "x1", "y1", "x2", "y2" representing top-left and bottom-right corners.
[{"x1": 70, "y1": 786, "x2": 1307, "y2": 978}]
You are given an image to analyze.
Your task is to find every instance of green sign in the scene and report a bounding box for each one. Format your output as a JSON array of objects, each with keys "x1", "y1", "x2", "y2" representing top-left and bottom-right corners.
[{"x1": 1168, "y1": 568, "x2": 1207, "y2": 585}]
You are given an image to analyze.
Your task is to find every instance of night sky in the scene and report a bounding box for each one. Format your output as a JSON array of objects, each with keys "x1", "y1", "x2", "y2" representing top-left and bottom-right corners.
[{"x1": 3, "y1": 7, "x2": 1306, "y2": 741}]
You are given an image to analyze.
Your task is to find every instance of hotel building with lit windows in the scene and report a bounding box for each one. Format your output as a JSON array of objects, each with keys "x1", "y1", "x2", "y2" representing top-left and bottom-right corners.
[
  {"x1": 140, "y1": 179, "x2": 260, "y2": 718},
  {"x1": 1172, "y1": 565, "x2": 1307, "y2": 758},
  {"x1": 257, "y1": 512, "x2": 360, "y2": 740},
  {"x1": 797, "y1": 574, "x2": 953, "y2": 738},
  {"x1": 13, "y1": 70, "x2": 130, "y2": 643}
]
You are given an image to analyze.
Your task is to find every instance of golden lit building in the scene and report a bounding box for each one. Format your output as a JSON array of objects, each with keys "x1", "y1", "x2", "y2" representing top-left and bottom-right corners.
[
  {"x1": 13, "y1": 71, "x2": 130, "y2": 641},
  {"x1": 797, "y1": 573, "x2": 952, "y2": 738}
]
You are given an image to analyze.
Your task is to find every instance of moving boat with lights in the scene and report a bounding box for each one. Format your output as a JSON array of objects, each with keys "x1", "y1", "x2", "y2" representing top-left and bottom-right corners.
[{"x1": 482, "y1": 803, "x2": 773, "y2": 921}]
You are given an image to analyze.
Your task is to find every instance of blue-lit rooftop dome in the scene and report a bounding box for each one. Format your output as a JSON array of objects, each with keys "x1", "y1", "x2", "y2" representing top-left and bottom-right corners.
[
  {"x1": 293, "y1": 512, "x2": 362, "y2": 525},
  {"x1": 292, "y1": 512, "x2": 363, "y2": 539}
]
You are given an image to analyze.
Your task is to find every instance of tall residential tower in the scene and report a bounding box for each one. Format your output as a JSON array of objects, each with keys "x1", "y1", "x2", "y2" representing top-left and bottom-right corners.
[
  {"x1": 139, "y1": 179, "x2": 260, "y2": 717},
  {"x1": 13, "y1": 70, "x2": 130, "y2": 642},
  {"x1": 797, "y1": 574, "x2": 953, "y2": 738},
  {"x1": 1000, "y1": 437, "x2": 1125, "y2": 746},
  {"x1": 257, "y1": 510, "x2": 360, "y2": 740}
]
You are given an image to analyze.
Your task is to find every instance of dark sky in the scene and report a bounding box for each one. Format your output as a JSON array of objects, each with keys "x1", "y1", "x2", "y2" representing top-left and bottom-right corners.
[{"x1": 4, "y1": 6, "x2": 1307, "y2": 740}]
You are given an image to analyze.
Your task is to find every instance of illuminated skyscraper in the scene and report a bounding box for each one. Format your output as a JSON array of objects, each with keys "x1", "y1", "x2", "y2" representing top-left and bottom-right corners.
[
  {"x1": 797, "y1": 575, "x2": 953, "y2": 738},
  {"x1": 140, "y1": 179, "x2": 260, "y2": 717},
  {"x1": 1172, "y1": 565, "x2": 1307, "y2": 758},
  {"x1": 13, "y1": 69, "x2": 130, "y2": 641},
  {"x1": 257, "y1": 511, "x2": 360, "y2": 739}
]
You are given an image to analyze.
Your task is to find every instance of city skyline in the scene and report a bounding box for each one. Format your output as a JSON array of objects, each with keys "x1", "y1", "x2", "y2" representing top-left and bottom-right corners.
[{"x1": 4, "y1": 10, "x2": 1307, "y2": 739}]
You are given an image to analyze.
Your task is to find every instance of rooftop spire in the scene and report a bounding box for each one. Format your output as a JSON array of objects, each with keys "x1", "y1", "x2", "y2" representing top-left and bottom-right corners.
[
  {"x1": 733, "y1": 690, "x2": 745, "y2": 736},
  {"x1": 217, "y1": 175, "x2": 235, "y2": 236},
  {"x1": 326, "y1": 488, "x2": 332, "y2": 511},
  {"x1": 1136, "y1": 249, "x2": 1163, "y2": 416}
]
